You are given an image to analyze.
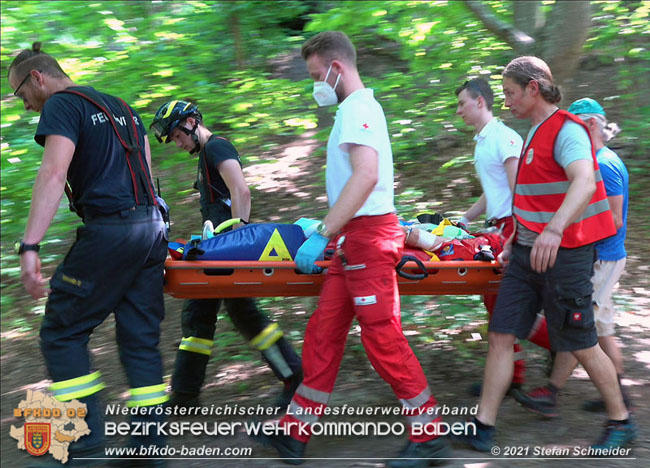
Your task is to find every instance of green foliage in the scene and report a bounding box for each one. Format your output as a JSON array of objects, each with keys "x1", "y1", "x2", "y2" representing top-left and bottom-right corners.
[
  {"x1": 582, "y1": 2, "x2": 650, "y2": 220},
  {"x1": 1, "y1": 1, "x2": 648, "y2": 346},
  {"x1": 305, "y1": 1, "x2": 513, "y2": 161},
  {"x1": 1, "y1": 0, "x2": 314, "y2": 273}
]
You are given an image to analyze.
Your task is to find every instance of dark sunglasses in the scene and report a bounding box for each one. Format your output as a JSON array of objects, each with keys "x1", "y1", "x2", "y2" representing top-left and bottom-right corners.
[{"x1": 13, "y1": 71, "x2": 34, "y2": 97}]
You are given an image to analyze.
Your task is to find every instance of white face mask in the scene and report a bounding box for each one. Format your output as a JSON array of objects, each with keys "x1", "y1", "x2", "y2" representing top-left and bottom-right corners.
[{"x1": 312, "y1": 64, "x2": 341, "y2": 107}]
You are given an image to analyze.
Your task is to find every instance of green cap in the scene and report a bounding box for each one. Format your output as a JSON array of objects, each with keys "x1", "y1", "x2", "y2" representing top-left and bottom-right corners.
[{"x1": 568, "y1": 98, "x2": 605, "y2": 117}]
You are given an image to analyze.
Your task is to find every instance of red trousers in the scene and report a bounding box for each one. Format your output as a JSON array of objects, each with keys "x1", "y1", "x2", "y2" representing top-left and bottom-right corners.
[
  {"x1": 281, "y1": 214, "x2": 441, "y2": 443},
  {"x1": 483, "y1": 216, "x2": 550, "y2": 384}
]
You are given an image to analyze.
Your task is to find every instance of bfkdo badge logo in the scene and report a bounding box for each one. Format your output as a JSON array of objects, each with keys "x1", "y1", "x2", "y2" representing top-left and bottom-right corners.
[{"x1": 25, "y1": 422, "x2": 51, "y2": 456}]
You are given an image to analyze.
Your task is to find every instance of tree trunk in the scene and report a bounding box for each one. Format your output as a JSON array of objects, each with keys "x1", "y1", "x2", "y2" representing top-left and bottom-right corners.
[
  {"x1": 230, "y1": 12, "x2": 244, "y2": 70},
  {"x1": 513, "y1": 1, "x2": 544, "y2": 45},
  {"x1": 463, "y1": 1, "x2": 535, "y2": 52},
  {"x1": 464, "y1": 0, "x2": 591, "y2": 86},
  {"x1": 539, "y1": 1, "x2": 591, "y2": 84}
]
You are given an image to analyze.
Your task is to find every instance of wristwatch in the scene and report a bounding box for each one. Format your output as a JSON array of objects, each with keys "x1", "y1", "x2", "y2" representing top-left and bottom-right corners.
[
  {"x1": 315, "y1": 222, "x2": 332, "y2": 239},
  {"x1": 14, "y1": 240, "x2": 40, "y2": 255}
]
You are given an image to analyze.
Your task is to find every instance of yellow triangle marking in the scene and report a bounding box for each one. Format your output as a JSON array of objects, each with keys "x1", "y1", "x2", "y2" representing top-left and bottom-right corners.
[{"x1": 259, "y1": 228, "x2": 293, "y2": 261}]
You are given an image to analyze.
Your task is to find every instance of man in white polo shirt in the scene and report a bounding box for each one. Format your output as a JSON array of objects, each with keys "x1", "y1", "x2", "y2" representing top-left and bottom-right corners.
[
  {"x1": 255, "y1": 31, "x2": 451, "y2": 467},
  {"x1": 456, "y1": 78, "x2": 521, "y2": 237},
  {"x1": 455, "y1": 78, "x2": 551, "y2": 396}
]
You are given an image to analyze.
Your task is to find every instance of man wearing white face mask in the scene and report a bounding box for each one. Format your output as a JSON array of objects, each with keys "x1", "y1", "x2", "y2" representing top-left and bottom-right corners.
[
  {"x1": 255, "y1": 31, "x2": 451, "y2": 467},
  {"x1": 312, "y1": 62, "x2": 341, "y2": 106}
]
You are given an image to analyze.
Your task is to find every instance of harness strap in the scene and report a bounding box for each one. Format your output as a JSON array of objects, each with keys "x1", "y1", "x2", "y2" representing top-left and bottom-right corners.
[
  {"x1": 199, "y1": 134, "x2": 230, "y2": 203},
  {"x1": 57, "y1": 88, "x2": 157, "y2": 209}
]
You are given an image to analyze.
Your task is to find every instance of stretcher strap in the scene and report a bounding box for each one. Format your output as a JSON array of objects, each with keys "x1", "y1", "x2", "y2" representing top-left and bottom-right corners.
[{"x1": 215, "y1": 218, "x2": 243, "y2": 234}]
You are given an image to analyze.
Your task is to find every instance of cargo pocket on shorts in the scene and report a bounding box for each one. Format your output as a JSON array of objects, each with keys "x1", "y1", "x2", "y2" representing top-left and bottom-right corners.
[
  {"x1": 46, "y1": 269, "x2": 95, "y2": 327},
  {"x1": 555, "y1": 284, "x2": 595, "y2": 331}
]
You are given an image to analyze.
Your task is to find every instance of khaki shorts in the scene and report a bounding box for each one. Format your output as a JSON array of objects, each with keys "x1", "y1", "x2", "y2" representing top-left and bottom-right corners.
[{"x1": 592, "y1": 258, "x2": 626, "y2": 336}]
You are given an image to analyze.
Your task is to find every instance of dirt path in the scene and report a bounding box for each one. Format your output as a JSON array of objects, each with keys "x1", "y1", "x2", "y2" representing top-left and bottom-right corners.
[
  {"x1": 2, "y1": 125, "x2": 649, "y2": 468},
  {"x1": 2, "y1": 286, "x2": 648, "y2": 467}
]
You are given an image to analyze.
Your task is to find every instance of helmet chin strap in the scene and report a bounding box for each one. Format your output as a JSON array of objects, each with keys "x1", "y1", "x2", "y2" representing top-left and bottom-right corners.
[
  {"x1": 180, "y1": 120, "x2": 201, "y2": 154},
  {"x1": 189, "y1": 133, "x2": 201, "y2": 154}
]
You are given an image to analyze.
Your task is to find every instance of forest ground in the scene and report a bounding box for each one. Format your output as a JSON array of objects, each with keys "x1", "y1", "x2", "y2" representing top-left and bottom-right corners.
[{"x1": 1, "y1": 57, "x2": 648, "y2": 468}]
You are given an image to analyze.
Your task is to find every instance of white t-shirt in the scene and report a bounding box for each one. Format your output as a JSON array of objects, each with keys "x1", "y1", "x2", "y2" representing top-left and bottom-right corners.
[
  {"x1": 473, "y1": 117, "x2": 523, "y2": 219},
  {"x1": 326, "y1": 88, "x2": 395, "y2": 217}
]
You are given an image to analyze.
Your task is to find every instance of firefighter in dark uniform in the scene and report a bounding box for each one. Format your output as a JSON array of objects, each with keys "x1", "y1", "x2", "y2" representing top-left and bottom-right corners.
[
  {"x1": 150, "y1": 100, "x2": 302, "y2": 408},
  {"x1": 10, "y1": 43, "x2": 168, "y2": 466}
]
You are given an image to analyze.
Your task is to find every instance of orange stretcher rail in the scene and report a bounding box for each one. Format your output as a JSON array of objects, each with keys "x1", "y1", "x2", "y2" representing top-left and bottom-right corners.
[{"x1": 164, "y1": 259, "x2": 503, "y2": 299}]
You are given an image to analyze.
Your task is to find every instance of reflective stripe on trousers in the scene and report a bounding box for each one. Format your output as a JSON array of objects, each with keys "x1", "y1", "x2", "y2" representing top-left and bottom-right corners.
[
  {"x1": 50, "y1": 371, "x2": 105, "y2": 401},
  {"x1": 179, "y1": 336, "x2": 213, "y2": 355},
  {"x1": 287, "y1": 383, "x2": 331, "y2": 425},
  {"x1": 127, "y1": 383, "x2": 169, "y2": 407},
  {"x1": 252, "y1": 323, "x2": 292, "y2": 378}
]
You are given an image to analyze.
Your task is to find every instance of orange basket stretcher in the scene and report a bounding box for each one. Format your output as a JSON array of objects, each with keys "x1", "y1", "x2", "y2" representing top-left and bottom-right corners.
[{"x1": 164, "y1": 259, "x2": 503, "y2": 299}]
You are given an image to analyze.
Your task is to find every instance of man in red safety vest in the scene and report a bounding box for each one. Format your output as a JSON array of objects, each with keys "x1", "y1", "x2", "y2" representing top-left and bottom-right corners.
[{"x1": 452, "y1": 56, "x2": 636, "y2": 452}]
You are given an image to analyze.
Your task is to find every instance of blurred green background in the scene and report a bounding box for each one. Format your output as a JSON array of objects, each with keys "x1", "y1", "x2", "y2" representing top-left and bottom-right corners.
[{"x1": 1, "y1": 1, "x2": 649, "y2": 326}]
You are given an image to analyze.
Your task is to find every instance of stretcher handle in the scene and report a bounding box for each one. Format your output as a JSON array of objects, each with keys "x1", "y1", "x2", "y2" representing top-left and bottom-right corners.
[
  {"x1": 395, "y1": 255, "x2": 429, "y2": 280},
  {"x1": 214, "y1": 218, "x2": 242, "y2": 234}
]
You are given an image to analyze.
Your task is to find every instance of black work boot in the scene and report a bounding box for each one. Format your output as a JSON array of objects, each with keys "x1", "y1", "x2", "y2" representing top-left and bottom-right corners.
[
  {"x1": 387, "y1": 436, "x2": 452, "y2": 468},
  {"x1": 450, "y1": 418, "x2": 495, "y2": 452},
  {"x1": 274, "y1": 370, "x2": 303, "y2": 410},
  {"x1": 254, "y1": 433, "x2": 306, "y2": 465},
  {"x1": 164, "y1": 391, "x2": 201, "y2": 409}
]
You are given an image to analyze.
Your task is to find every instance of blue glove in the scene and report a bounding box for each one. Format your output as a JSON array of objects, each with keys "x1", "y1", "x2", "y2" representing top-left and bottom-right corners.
[{"x1": 295, "y1": 233, "x2": 329, "y2": 273}]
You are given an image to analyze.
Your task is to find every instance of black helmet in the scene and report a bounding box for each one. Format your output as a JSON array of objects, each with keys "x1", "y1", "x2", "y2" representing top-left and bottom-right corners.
[{"x1": 150, "y1": 100, "x2": 202, "y2": 144}]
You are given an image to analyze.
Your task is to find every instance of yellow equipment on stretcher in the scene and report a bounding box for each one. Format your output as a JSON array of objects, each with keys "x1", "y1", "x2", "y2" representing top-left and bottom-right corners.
[{"x1": 164, "y1": 259, "x2": 503, "y2": 299}]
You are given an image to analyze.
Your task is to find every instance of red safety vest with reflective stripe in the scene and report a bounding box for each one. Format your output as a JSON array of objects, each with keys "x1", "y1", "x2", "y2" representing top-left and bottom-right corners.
[{"x1": 513, "y1": 110, "x2": 615, "y2": 248}]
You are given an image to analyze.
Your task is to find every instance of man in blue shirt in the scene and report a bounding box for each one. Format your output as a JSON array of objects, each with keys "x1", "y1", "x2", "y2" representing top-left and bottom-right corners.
[{"x1": 516, "y1": 98, "x2": 631, "y2": 415}]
